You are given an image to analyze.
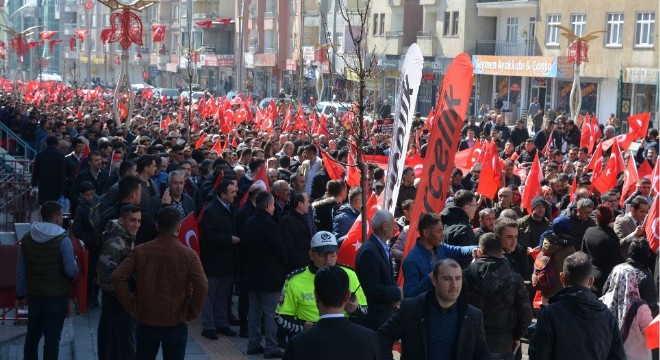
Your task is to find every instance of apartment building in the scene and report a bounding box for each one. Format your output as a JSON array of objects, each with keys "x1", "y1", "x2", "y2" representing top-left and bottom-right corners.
[{"x1": 538, "y1": 0, "x2": 658, "y2": 123}]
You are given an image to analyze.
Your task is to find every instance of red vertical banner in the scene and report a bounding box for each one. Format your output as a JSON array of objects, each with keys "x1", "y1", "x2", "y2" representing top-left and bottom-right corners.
[{"x1": 399, "y1": 53, "x2": 474, "y2": 284}]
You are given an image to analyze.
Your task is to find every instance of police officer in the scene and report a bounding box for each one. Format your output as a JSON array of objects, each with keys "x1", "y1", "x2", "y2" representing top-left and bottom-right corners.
[{"x1": 275, "y1": 231, "x2": 367, "y2": 337}]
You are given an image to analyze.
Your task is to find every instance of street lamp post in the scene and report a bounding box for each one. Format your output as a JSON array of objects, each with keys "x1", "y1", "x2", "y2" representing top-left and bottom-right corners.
[{"x1": 550, "y1": 25, "x2": 605, "y2": 121}]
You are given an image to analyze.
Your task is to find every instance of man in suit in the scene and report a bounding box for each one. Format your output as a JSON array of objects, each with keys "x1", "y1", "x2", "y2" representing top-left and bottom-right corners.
[
  {"x1": 32, "y1": 135, "x2": 66, "y2": 205},
  {"x1": 614, "y1": 195, "x2": 650, "y2": 257},
  {"x1": 64, "y1": 137, "x2": 85, "y2": 201},
  {"x1": 146, "y1": 170, "x2": 196, "y2": 220},
  {"x1": 378, "y1": 259, "x2": 491, "y2": 360},
  {"x1": 71, "y1": 150, "x2": 109, "y2": 215},
  {"x1": 355, "y1": 210, "x2": 401, "y2": 331},
  {"x1": 199, "y1": 179, "x2": 240, "y2": 339},
  {"x1": 284, "y1": 266, "x2": 379, "y2": 360}
]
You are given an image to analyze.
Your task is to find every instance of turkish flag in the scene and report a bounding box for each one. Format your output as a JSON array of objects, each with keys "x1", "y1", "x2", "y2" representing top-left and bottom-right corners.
[
  {"x1": 620, "y1": 155, "x2": 640, "y2": 208},
  {"x1": 210, "y1": 139, "x2": 222, "y2": 154},
  {"x1": 216, "y1": 17, "x2": 231, "y2": 24},
  {"x1": 579, "y1": 113, "x2": 592, "y2": 151},
  {"x1": 645, "y1": 194, "x2": 660, "y2": 253},
  {"x1": 570, "y1": 176, "x2": 578, "y2": 202},
  {"x1": 178, "y1": 213, "x2": 201, "y2": 256},
  {"x1": 593, "y1": 141, "x2": 625, "y2": 194},
  {"x1": 316, "y1": 114, "x2": 330, "y2": 138},
  {"x1": 337, "y1": 194, "x2": 378, "y2": 268},
  {"x1": 282, "y1": 104, "x2": 293, "y2": 132},
  {"x1": 40, "y1": 31, "x2": 58, "y2": 41},
  {"x1": 294, "y1": 105, "x2": 308, "y2": 131},
  {"x1": 522, "y1": 152, "x2": 543, "y2": 215},
  {"x1": 601, "y1": 132, "x2": 637, "y2": 152},
  {"x1": 346, "y1": 151, "x2": 361, "y2": 188},
  {"x1": 74, "y1": 29, "x2": 87, "y2": 43},
  {"x1": 234, "y1": 102, "x2": 251, "y2": 124},
  {"x1": 652, "y1": 160, "x2": 660, "y2": 194},
  {"x1": 76, "y1": 107, "x2": 83, "y2": 120},
  {"x1": 195, "y1": 20, "x2": 213, "y2": 27},
  {"x1": 161, "y1": 115, "x2": 171, "y2": 130},
  {"x1": 238, "y1": 164, "x2": 270, "y2": 207},
  {"x1": 645, "y1": 315, "x2": 660, "y2": 349},
  {"x1": 454, "y1": 145, "x2": 478, "y2": 175},
  {"x1": 161, "y1": 95, "x2": 168, "y2": 105},
  {"x1": 628, "y1": 113, "x2": 651, "y2": 139},
  {"x1": 69, "y1": 36, "x2": 75, "y2": 51},
  {"x1": 589, "y1": 115, "x2": 602, "y2": 151},
  {"x1": 100, "y1": 28, "x2": 113, "y2": 45},
  {"x1": 267, "y1": 99, "x2": 277, "y2": 122},
  {"x1": 588, "y1": 143, "x2": 604, "y2": 175},
  {"x1": 477, "y1": 141, "x2": 506, "y2": 200},
  {"x1": 422, "y1": 107, "x2": 436, "y2": 132},
  {"x1": 638, "y1": 159, "x2": 653, "y2": 179},
  {"x1": 319, "y1": 148, "x2": 344, "y2": 180},
  {"x1": 152, "y1": 25, "x2": 166, "y2": 42},
  {"x1": 117, "y1": 101, "x2": 129, "y2": 122}
]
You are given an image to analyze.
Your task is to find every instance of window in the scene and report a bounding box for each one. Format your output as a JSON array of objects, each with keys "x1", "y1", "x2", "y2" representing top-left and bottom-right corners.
[
  {"x1": 635, "y1": 12, "x2": 655, "y2": 47},
  {"x1": 80, "y1": 14, "x2": 85, "y2": 25},
  {"x1": 546, "y1": 14, "x2": 561, "y2": 45},
  {"x1": 506, "y1": 17, "x2": 519, "y2": 42},
  {"x1": 91, "y1": 14, "x2": 97, "y2": 27},
  {"x1": 443, "y1": 11, "x2": 458, "y2": 36},
  {"x1": 379, "y1": 14, "x2": 385, "y2": 36},
  {"x1": 171, "y1": 6, "x2": 178, "y2": 20},
  {"x1": 373, "y1": 14, "x2": 378, "y2": 35},
  {"x1": 605, "y1": 13, "x2": 624, "y2": 47},
  {"x1": 571, "y1": 14, "x2": 586, "y2": 37},
  {"x1": 104, "y1": 14, "x2": 110, "y2": 27}
]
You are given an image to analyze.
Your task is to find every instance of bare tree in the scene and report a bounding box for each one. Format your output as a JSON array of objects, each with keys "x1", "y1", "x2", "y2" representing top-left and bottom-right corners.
[{"x1": 319, "y1": 0, "x2": 380, "y2": 243}]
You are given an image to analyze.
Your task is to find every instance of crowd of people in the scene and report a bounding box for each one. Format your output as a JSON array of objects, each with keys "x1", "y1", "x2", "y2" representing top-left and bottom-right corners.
[{"x1": 7, "y1": 82, "x2": 660, "y2": 360}]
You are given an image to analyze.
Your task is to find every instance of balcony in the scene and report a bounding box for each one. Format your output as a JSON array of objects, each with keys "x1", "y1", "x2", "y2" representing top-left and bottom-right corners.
[
  {"x1": 475, "y1": 40, "x2": 536, "y2": 56},
  {"x1": 193, "y1": 12, "x2": 217, "y2": 20},
  {"x1": 477, "y1": 0, "x2": 537, "y2": 16},
  {"x1": 384, "y1": 31, "x2": 403, "y2": 55},
  {"x1": 417, "y1": 31, "x2": 436, "y2": 57}
]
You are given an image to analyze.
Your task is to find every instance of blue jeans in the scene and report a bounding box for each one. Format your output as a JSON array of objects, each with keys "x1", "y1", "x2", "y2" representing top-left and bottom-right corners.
[
  {"x1": 136, "y1": 323, "x2": 188, "y2": 360},
  {"x1": 24, "y1": 295, "x2": 68, "y2": 360}
]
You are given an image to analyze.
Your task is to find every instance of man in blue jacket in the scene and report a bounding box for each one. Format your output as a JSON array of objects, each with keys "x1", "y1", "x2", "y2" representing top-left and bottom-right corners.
[{"x1": 402, "y1": 212, "x2": 476, "y2": 298}]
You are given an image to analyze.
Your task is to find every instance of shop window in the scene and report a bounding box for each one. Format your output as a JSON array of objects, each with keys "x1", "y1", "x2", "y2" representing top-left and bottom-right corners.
[
  {"x1": 546, "y1": 14, "x2": 561, "y2": 46},
  {"x1": 571, "y1": 14, "x2": 586, "y2": 37},
  {"x1": 605, "y1": 13, "x2": 624, "y2": 47},
  {"x1": 635, "y1": 12, "x2": 655, "y2": 47}
]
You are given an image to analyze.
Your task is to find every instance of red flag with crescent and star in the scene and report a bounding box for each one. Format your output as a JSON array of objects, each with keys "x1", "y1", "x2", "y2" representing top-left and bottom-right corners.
[
  {"x1": 337, "y1": 194, "x2": 378, "y2": 268},
  {"x1": 152, "y1": 25, "x2": 166, "y2": 42},
  {"x1": 178, "y1": 213, "x2": 201, "y2": 256},
  {"x1": 645, "y1": 194, "x2": 660, "y2": 253}
]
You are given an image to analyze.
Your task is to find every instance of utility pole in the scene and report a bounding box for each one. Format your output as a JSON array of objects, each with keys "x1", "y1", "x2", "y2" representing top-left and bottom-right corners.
[
  {"x1": 85, "y1": 1, "x2": 93, "y2": 86},
  {"x1": 297, "y1": 0, "x2": 303, "y2": 99},
  {"x1": 330, "y1": 0, "x2": 337, "y2": 101},
  {"x1": 237, "y1": 0, "x2": 245, "y2": 93}
]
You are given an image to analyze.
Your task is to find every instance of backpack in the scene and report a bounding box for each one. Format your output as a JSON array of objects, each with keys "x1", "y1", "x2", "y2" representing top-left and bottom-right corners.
[{"x1": 531, "y1": 254, "x2": 559, "y2": 294}]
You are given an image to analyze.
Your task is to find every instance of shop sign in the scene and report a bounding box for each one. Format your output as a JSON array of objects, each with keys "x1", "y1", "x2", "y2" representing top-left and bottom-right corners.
[
  {"x1": 472, "y1": 55, "x2": 557, "y2": 77},
  {"x1": 624, "y1": 68, "x2": 660, "y2": 85},
  {"x1": 422, "y1": 61, "x2": 444, "y2": 73},
  {"x1": 254, "y1": 53, "x2": 277, "y2": 67},
  {"x1": 377, "y1": 58, "x2": 399, "y2": 70},
  {"x1": 319, "y1": 61, "x2": 330, "y2": 74},
  {"x1": 216, "y1": 54, "x2": 235, "y2": 67},
  {"x1": 244, "y1": 53, "x2": 254, "y2": 68},
  {"x1": 286, "y1": 59, "x2": 297, "y2": 71},
  {"x1": 346, "y1": 69, "x2": 380, "y2": 90},
  {"x1": 559, "y1": 82, "x2": 597, "y2": 98},
  {"x1": 386, "y1": 70, "x2": 400, "y2": 78},
  {"x1": 302, "y1": 46, "x2": 315, "y2": 61},
  {"x1": 165, "y1": 63, "x2": 177, "y2": 73},
  {"x1": 557, "y1": 56, "x2": 573, "y2": 79}
]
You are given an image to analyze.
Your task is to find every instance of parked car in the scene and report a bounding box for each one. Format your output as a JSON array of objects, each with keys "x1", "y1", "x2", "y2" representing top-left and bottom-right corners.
[
  {"x1": 153, "y1": 88, "x2": 180, "y2": 100},
  {"x1": 314, "y1": 101, "x2": 352, "y2": 119},
  {"x1": 180, "y1": 91, "x2": 209, "y2": 103}
]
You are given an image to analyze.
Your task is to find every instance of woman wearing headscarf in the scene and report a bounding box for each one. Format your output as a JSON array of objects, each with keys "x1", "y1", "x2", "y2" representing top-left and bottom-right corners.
[
  {"x1": 582, "y1": 205, "x2": 624, "y2": 295},
  {"x1": 601, "y1": 264, "x2": 654, "y2": 360}
]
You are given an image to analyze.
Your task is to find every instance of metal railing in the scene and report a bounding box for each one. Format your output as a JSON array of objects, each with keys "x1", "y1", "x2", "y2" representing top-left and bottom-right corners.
[
  {"x1": 0, "y1": 122, "x2": 36, "y2": 160},
  {"x1": 417, "y1": 31, "x2": 435, "y2": 37},
  {"x1": 475, "y1": 40, "x2": 536, "y2": 56},
  {"x1": 0, "y1": 156, "x2": 34, "y2": 232}
]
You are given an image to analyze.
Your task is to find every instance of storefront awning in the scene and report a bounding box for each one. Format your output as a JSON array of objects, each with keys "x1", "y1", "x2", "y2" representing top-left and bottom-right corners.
[{"x1": 472, "y1": 55, "x2": 557, "y2": 78}]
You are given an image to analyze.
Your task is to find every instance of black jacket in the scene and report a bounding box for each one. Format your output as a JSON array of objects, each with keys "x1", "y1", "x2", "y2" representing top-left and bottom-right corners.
[
  {"x1": 568, "y1": 208, "x2": 596, "y2": 248},
  {"x1": 462, "y1": 256, "x2": 533, "y2": 354},
  {"x1": 280, "y1": 210, "x2": 312, "y2": 272},
  {"x1": 235, "y1": 201, "x2": 258, "y2": 276},
  {"x1": 284, "y1": 317, "x2": 379, "y2": 360},
  {"x1": 440, "y1": 205, "x2": 477, "y2": 247},
  {"x1": 581, "y1": 225, "x2": 624, "y2": 296},
  {"x1": 310, "y1": 169, "x2": 330, "y2": 201},
  {"x1": 147, "y1": 193, "x2": 196, "y2": 220},
  {"x1": 312, "y1": 196, "x2": 340, "y2": 233},
  {"x1": 378, "y1": 292, "x2": 491, "y2": 360},
  {"x1": 32, "y1": 145, "x2": 66, "y2": 204},
  {"x1": 355, "y1": 234, "x2": 401, "y2": 331},
  {"x1": 198, "y1": 197, "x2": 238, "y2": 277},
  {"x1": 528, "y1": 285, "x2": 625, "y2": 360},
  {"x1": 244, "y1": 211, "x2": 287, "y2": 292},
  {"x1": 73, "y1": 168, "x2": 109, "y2": 198}
]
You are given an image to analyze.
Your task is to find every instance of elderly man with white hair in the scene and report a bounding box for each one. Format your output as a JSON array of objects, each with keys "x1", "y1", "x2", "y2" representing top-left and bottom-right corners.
[{"x1": 355, "y1": 209, "x2": 401, "y2": 331}]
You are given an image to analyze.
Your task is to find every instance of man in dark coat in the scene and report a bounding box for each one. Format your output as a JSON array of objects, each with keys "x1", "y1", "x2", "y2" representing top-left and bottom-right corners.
[
  {"x1": 462, "y1": 233, "x2": 532, "y2": 358},
  {"x1": 32, "y1": 135, "x2": 66, "y2": 205},
  {"x1": 281, "y1": 191, "x2": 312, "y2": 272},
  {"x1": 244, "y1": 192, "x2": 288, "y2": 358},
  {"x1": 355, "y1": 210, "x2": 401, "y2": 331},
  {"x1": 284, "y1": 266, "x2": 378, "y2": 360},
  {"x1": 440, "y1": 190, "x2": 478, "y2": 247},
  {"x1": 378, "y1": 259, "x2": 491, "y2": 360},
  {"x1": 529, "y1": 252, "x2": 626, "y2": 360},
  {"x1": 198, "y1": 179, "x2": 240, "y2": 339}
]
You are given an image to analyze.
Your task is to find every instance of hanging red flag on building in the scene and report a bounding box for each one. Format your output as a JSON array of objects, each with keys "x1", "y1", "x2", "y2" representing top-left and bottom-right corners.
[
  {"x1": 74, "y1": 29, "x2": 88, "y2": 43},
  {"x1": 195, "y1": 20, "x2": 213, "y2": 27},
  {"x1": 69, "y1": 36, "x2": 76, "y2": 51},
  {"x1": 216, "y1": 17, "x2": 231, "y2": 24},
  {"x1": 40, "y1": 31, "x2": 58, "y2": 41},
  {"x1": 100, "y1": 28, "x2": 113, "y2": 45},
  {"x1": 178, "y1": 213, "x2": 201, "y2": 256},
  {"x1": 152, "y1": 25, "x2": 166, "y2": 42}
]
